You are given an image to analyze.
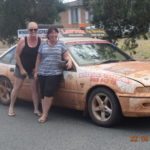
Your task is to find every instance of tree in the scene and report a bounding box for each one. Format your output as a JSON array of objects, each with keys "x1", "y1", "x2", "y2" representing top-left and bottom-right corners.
[
  {"x1": 83, "y1": 0, "x2": 150, "y2": 38},
  {"x1": 0, "y1": 0, "x2": 65, "y2": 44},
  {"x1": 83, "y1": 0, "x2": 150, "y2": 54}
]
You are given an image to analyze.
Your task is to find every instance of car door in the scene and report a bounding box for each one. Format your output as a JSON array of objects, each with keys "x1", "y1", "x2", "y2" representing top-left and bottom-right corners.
[
  {"x1": 54, "y1": 66, "x2": 85, "y2": 110},
  {"x1": 0, "y1": 47, "x2": 16, "y2": 82}
]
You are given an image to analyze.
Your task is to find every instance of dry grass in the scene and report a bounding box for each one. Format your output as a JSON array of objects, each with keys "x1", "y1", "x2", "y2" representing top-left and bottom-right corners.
[
  {"x1": 118, "y1": 38, "x2": 150, "y2": 60},
  {"x1": 0, "y1": 41, "x2": 9, "y2": 49}
]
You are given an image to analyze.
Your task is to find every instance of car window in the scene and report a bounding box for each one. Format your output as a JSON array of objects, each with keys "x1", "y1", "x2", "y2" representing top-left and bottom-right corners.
[
  {"x1": 0, "y1": 47, "x2": 16, "y2": 65},
  {"x1": 69, "y1": 43, "x2": 133, "y2": 66}
]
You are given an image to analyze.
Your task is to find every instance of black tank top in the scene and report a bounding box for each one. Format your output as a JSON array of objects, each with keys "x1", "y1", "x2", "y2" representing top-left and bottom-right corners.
[{"x1": 19, "y1": 37, "x2": 41, "y2": 74}]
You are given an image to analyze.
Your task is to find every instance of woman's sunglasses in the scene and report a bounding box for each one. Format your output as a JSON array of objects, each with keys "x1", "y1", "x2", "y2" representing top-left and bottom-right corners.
[{"x1": 29, "y1": 28, "x2": 38, "y2": 32}]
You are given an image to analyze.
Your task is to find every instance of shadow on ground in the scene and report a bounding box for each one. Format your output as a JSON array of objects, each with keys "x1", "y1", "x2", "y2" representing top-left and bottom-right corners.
[{"x1": 15, "y1": 100, "x2": 150, "y2": 130}]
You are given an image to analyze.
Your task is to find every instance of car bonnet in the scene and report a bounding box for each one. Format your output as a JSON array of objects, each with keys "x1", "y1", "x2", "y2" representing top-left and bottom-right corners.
[{"x1": 84, "y1": 61, "x2": 150, "y2": 86}]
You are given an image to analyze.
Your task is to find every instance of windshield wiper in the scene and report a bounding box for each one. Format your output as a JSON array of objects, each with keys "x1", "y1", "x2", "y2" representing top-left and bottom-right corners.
[{"x1": 100, "y1": 59, "x2": 120, "y2": 64}]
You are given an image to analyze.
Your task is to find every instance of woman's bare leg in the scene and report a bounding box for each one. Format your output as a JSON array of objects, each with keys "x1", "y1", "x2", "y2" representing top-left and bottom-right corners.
[
  {"x1": 38, "y1": 96, "x2": 53, "y2": 123},
  {"x1": 31, "y1": 79, "x2": 41, "y2": 116},
  {"x1": 8, "y1": 77, "x2": 24, "y2": 116}
]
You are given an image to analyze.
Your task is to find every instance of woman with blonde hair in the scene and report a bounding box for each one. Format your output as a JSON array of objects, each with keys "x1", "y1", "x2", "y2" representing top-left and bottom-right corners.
[{"x1": 8, "y1": 21, "x2": 41, "y2": 117}]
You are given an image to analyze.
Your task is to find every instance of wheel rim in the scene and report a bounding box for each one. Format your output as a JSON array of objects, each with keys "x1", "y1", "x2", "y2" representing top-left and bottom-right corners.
[
  {"x1": 0, "y1": 79, "x2": 12, "y2": 104},
  {"x1": 91, "y1": 93, "x2": 112, "y2": 122}
]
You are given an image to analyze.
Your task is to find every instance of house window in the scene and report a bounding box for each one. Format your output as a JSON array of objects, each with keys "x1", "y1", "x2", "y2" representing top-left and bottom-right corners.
[{"x1": 71, "y1": 7, "x2": 78, "y2": 24}]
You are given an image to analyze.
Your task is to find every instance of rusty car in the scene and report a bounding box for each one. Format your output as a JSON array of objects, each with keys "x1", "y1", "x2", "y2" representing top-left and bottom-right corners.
[{"x1": 0, "y1": 30, "x2": 150, "y2": 127}]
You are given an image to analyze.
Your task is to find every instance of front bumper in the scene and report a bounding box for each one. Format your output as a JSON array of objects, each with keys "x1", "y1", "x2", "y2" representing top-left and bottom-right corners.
[{"x1": 119, "y1": 96, "x2": 150, "y2": 117}]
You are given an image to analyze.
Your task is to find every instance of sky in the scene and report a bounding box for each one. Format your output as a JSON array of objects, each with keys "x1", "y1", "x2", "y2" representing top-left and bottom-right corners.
[{"x1": 63, "y1": 0, "x2": 76, "y2": 3}]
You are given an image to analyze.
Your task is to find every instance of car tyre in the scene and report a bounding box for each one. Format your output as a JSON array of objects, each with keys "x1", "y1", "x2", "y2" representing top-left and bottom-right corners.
[
  {"x1": 0, "y1": 77, "x2": 12, "y2": 105},
  {"x1": 88, "y1": 87, "x2": 122, "y2": 127}
]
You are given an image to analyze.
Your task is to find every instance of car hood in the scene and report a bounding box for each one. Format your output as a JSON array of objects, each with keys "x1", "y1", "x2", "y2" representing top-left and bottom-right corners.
[{"x1": 84, "y1": 61, "x2": 150, "y2": 86}]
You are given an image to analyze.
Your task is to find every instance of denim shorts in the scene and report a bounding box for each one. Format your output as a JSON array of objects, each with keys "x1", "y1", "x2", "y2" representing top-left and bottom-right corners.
[{"x1": 14, "y1": 66, "x2": 33, "y2": 79}]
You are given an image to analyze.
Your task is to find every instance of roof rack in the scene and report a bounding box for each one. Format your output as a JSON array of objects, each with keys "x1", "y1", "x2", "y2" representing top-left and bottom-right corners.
[
  {"x1": 59, "y1": 29, "x2": 89, "y2": 37},
  {"x1": 17, "y1": 27, "x2": 105, "y2": 39},
  {"x1": 85, "y1": 29, "x2": 106, "y2": 38}
]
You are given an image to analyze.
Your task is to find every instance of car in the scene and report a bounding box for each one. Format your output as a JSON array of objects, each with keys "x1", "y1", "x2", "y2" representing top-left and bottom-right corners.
[
  {"x1": 85, "y1": 25, "x2": 106, "y2": 38},
  {"x1": 85, "y1": 25, "x2": 96, "y2": 30},
  {"x1": 0, "y1": 31, "x2": 150, "y2": 127}
]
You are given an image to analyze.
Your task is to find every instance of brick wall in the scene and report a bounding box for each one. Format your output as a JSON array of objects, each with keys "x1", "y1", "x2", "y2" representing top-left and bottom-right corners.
[{"x1": 59, "y1": 6, "x2": 89, "y2": 28}]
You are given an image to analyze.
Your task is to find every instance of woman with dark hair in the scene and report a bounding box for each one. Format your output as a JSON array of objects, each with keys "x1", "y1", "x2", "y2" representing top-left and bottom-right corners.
[{"x1": 34, "y1": 26, "x2": 72, "y2": 123}]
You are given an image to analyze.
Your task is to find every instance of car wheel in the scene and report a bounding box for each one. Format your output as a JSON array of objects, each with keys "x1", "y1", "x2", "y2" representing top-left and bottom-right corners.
[
  {"x1": 88, "y1": 87, "x2": 121, "y2": 127},
  {"x1": 0, "y1": 77, "x2": 12, "y2": 105}
]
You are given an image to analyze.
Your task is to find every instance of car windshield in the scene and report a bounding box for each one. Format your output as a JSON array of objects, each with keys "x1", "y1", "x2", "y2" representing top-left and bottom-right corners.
[{"x1": 68, "y1": 42, "x2": 133, "y2": 66}]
